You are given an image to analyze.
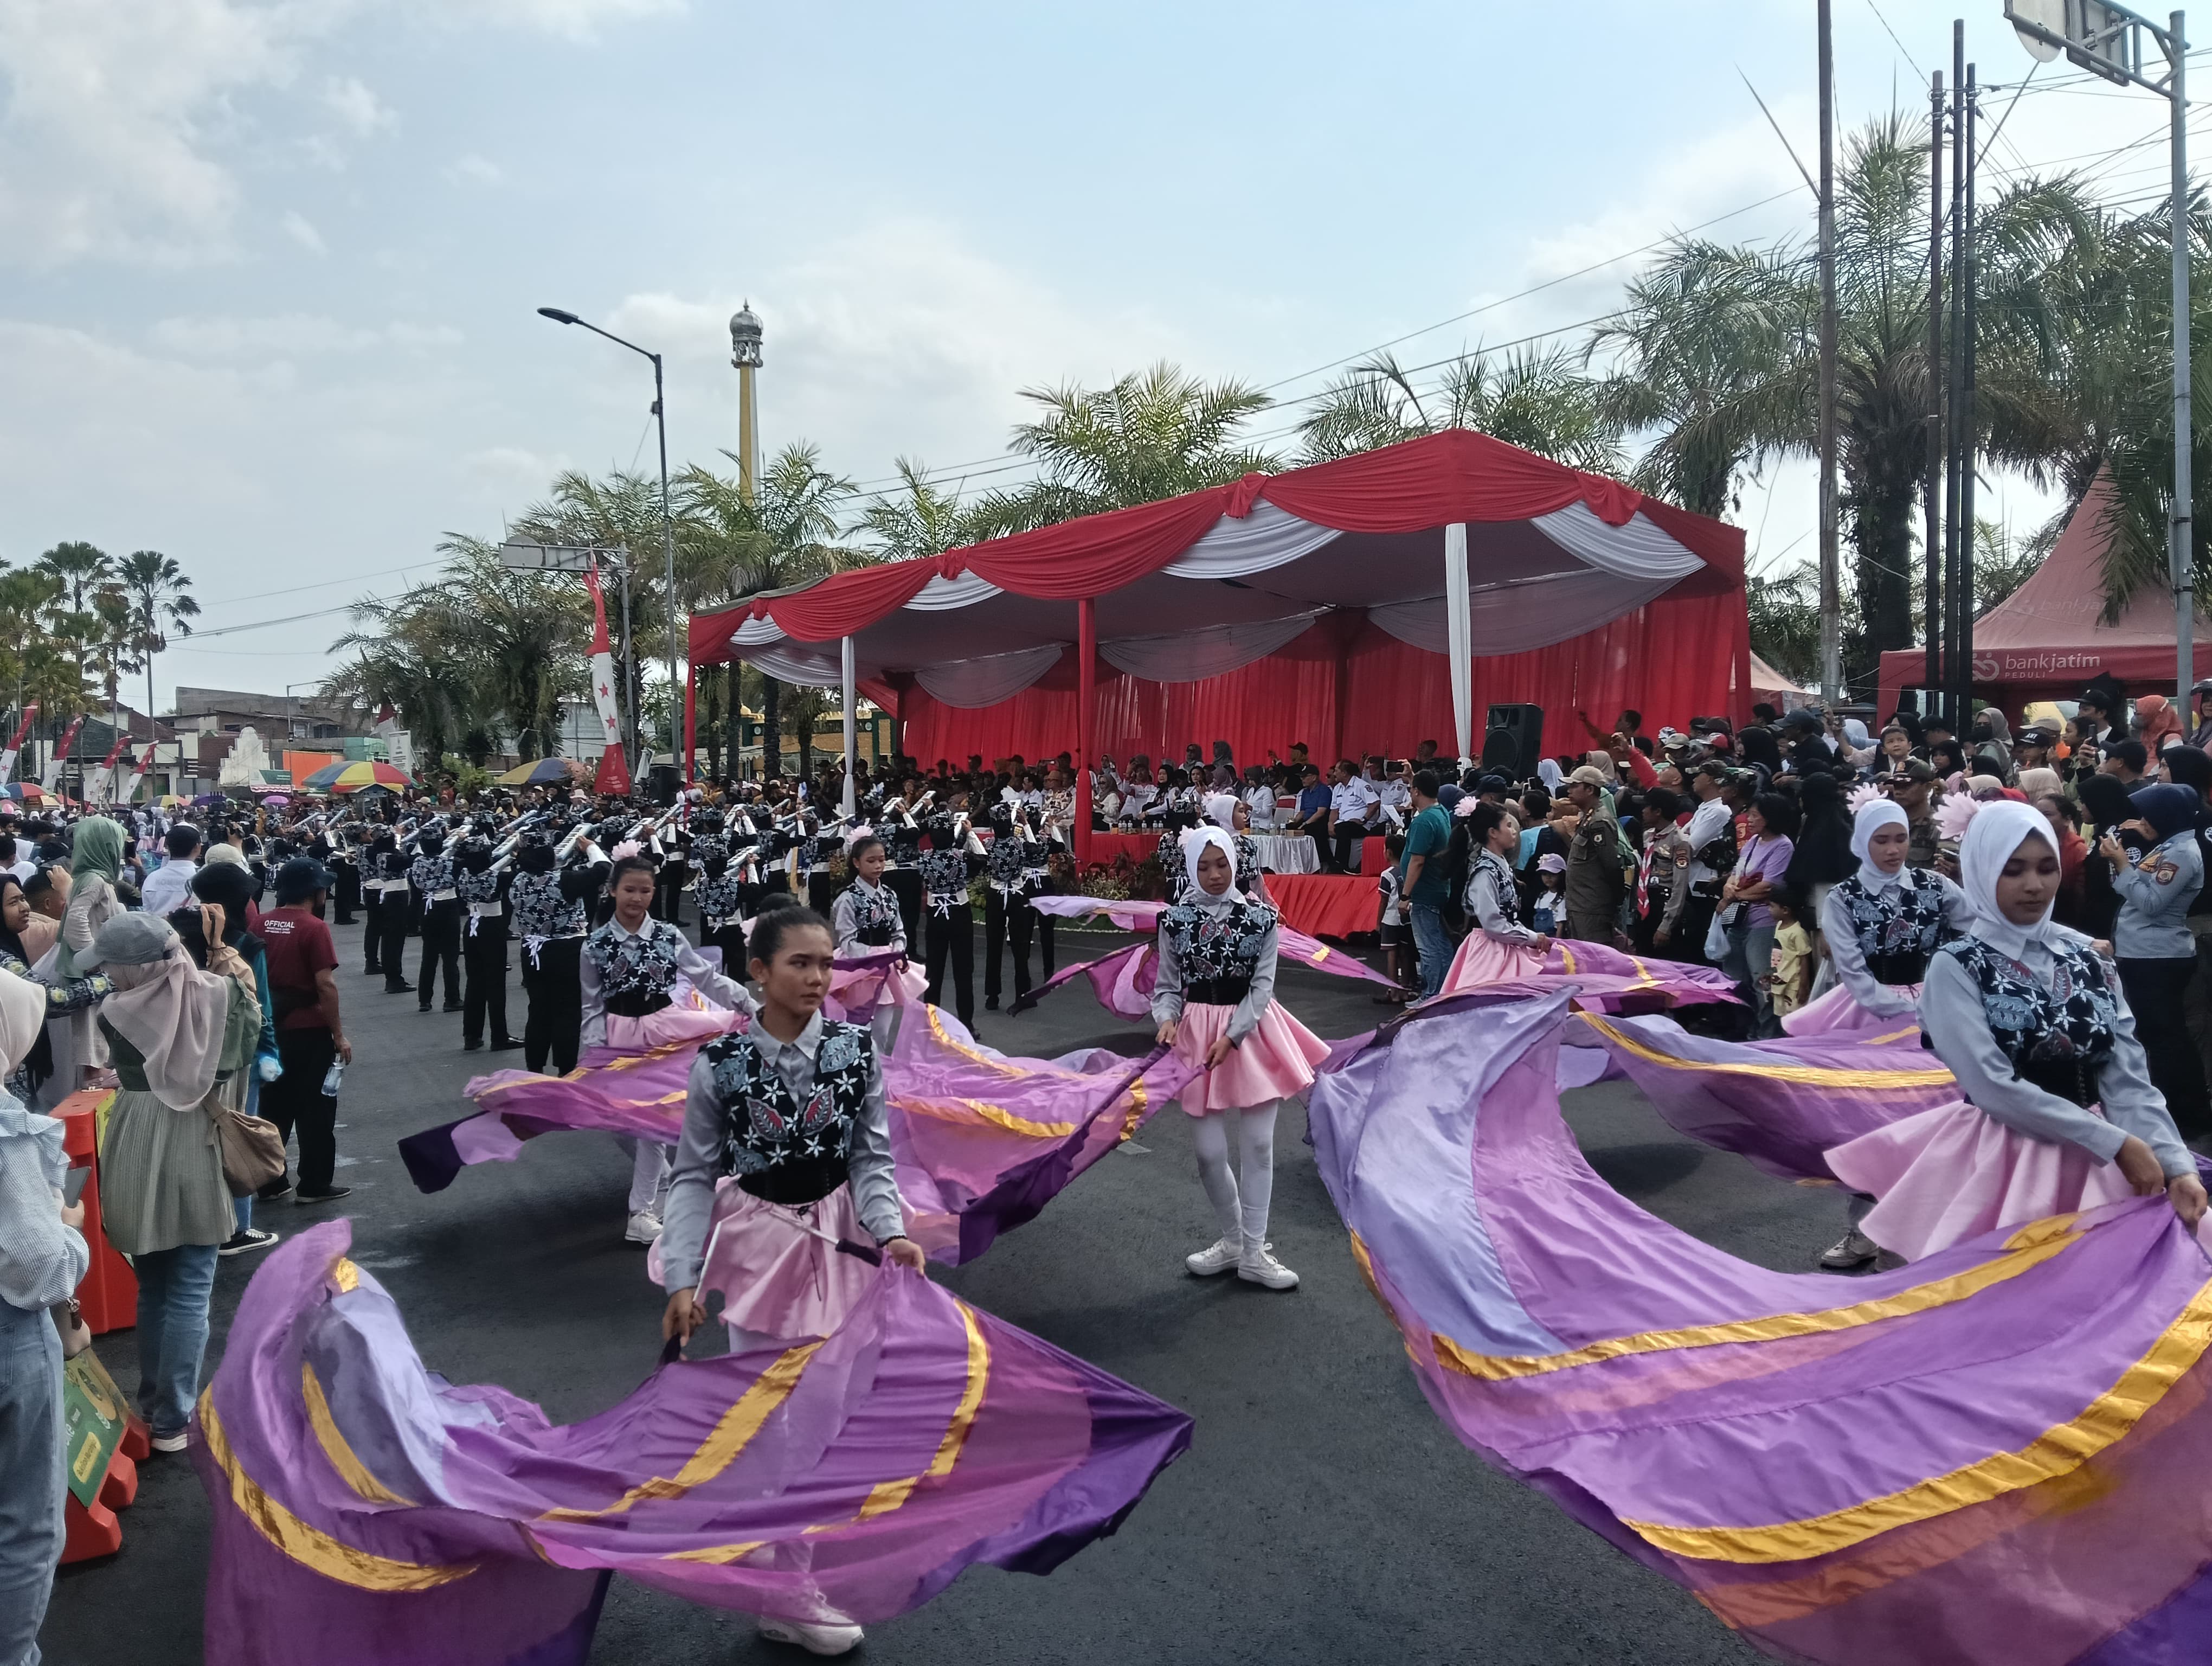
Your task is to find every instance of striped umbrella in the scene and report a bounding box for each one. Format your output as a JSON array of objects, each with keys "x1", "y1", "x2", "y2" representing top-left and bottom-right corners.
[
  {"x1": 299, "y1": 760, "x2": 414, "y2": 794},
  {"x1": 494, "y1": 757, "x2": 578, "y2": 787}
]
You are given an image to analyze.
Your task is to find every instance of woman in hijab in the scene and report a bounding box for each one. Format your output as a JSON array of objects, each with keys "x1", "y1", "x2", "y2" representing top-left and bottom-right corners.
[
  {"x1": 1787, "y1": 797, "x2": 1972, "y2": 1043},
  {"x1": 2136, "y1": 693, "x2": 2187, "y2": 754},
  {"x1": 0, "y1": 877, "x2": 114, "y2": 1107},
  {"x1": 1782, "y1": 771, "x2": 1856, "y2": 920},
  {"x1": 1737, "y1": 725, "x2": 1783, "y2": 777},
  {"x1": 2098, "y1": 783, "x2": 2210, "y2": 1139},
  {"x1": 2032, "y1": 792, "x2": 2094, "y2": 931},
  {"x1": 190, "y1": 860, "x2": 283, "y2": 1257},
  {"x1": 81, "y1": 912, "x2": 261, "y2": 1451},
  {"x1": 0, "y1": 972, "x2": 88, "y2": 1664},
  {"x1": 1152, "y1": 825, "x2": 1327, "y2": 1293},
  {"x1": 2074, "y1": 771, "x2": 2140, "y2": 940},
  {"x1": 1828, "y1": 802, "x2": 2207, "y2": 1263},
  {"x1": 54, "y1": 815, "x2": 126, "y2": 1094}
]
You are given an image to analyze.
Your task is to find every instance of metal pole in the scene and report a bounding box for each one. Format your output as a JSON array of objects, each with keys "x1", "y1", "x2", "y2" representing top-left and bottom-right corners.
[
  {"x1": 2173, "y1": 11, "x2": 2195, "y2": 705},
  {"x1": 1817, "y1": 0, "x2": 1843, "y2": 702},
  {"x1": 618, "y1": 556, "x2": 637, "y2": 772},
  {"x1": 654, "y1": 352, "x2": 680, "y2": 777},
  {"x1": 1945, "y1": 22, "x2": 1966, "y2": 728},
  {"x1": 1959, "y1": 61, "x2": 1979, "y2": 724},
  {"x1": 840, "y1": 636, "x2": 857, "y2": 818},
  {"x1": 1925, "y1": 69, "x2": 1945, "y2": 713}
]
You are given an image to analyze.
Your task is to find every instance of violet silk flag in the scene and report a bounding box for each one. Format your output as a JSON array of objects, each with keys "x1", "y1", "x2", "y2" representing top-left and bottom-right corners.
[
  {"x1": 1308, "y1": 989, "x2": 2212, "y2": 1664},
  {"x1": 1573, "y1": 1009, "x2": 1958, "y2": 1183},
  {"x1": 1438, "y1": 931, "x2": 1740, "y2": 1014},
  {"x1": 398, "y1": 1008, "x2": 1199, "y2": 1267},
  {"x1": 1016, "y1": 894, "x2": 1395, "y2": 1020},
  {"x1": 191, "y1": 1222, "x2": 1192, "y2": 1666}
]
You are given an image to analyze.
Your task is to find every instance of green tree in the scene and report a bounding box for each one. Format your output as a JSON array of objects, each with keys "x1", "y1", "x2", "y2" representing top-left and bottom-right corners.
[
  {"x1": 849, "y1": 458, "x2": 970, "y2": 561},
  {"x1": 1298, "y1": 344, "x2": 1623, "y2": 472},
  {"x1": 962, "y1": 363, "x2": 1281, "y2": 540},
  {"x1": 114, "y1": 549, "x2": 200, "y2": 725}
]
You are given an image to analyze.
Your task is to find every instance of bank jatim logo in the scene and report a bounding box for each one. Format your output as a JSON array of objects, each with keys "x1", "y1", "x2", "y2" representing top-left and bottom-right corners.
[{"x1": 1971, "y1": 655, "x2": 2001, "y2": 682}]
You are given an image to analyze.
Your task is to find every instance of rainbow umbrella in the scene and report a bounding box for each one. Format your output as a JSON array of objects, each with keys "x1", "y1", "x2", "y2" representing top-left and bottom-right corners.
[
  {"x1": 300, "y1": 760, "x2": 414, "y2": 794},
  {"x1": 493, "y1": 757, "x2": 577, "y2": 787},
  {"x1": 0, "y1": 783, "x2": 52, "y2": 803}
]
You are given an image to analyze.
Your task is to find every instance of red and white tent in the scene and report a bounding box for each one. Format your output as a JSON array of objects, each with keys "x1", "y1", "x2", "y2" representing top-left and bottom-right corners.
[{"x1": 687, "y1": 429, "x2": 1748, "y2": 855}]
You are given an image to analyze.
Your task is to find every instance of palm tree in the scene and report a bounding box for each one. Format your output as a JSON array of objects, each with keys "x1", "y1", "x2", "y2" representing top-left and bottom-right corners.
[
  {"x1": 678, "y1": 444, "x2": 855, "y2": 777},
  {"x1": 1298, "y1": 345, "x2": 1624, "y2": 471},
  {"x1": 962, "y1": 363, "x2": 1281, "y2": 541},
  {"x1": 33, "y1": 541, "x2": 113, "y2": 720},
  {"x1": 849, "y1": 458, "x2": 970, "y2": 561},
  {"x1": 114, "y1": 549, "x2": 200, "y2": 729}
]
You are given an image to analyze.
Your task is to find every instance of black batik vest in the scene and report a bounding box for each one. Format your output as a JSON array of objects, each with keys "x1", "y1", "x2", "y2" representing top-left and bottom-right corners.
[
  {"x1": 1938, "y1": 934, "x2": 2119, "y2": 1108},
  {"x1": 845, "y1": 881, "x2": 901, "y2": 946},
  {"x1": 586, "y1": 922, "x2": 681, "y2": 1017},
  {"x1": 1161, "y1": 895, "x2": 1275, "y2": 1007},
  {"x1": 1833, "y1": 868, "x2": 1953, "y2": 986},
  {"x1": 704, "y1": 1021, "x2": 872, "y2": 1207}
]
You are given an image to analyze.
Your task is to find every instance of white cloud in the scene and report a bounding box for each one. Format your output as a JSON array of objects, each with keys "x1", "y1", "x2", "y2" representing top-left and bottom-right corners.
[
  {"x1": 442, "y1": 0, "x2": 682, "y2": 42},
  {"x1": 443, "y1": 152, "x2": 504, "y2": 186},
  {"x1": 280, "y1": 208, "x2": 327, "y2": 253},
  {"x1": 321, "y1": 73, "x2": 394, "y2": 136},
  {"x1": 149, "y1": 313, "x2": 464, "y2": 357}
]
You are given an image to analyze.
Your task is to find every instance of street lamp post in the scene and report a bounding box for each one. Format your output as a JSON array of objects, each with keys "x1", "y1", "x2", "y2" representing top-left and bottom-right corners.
[{"x1": 538, "y1": 306, "x2": 684, "y2": 778}]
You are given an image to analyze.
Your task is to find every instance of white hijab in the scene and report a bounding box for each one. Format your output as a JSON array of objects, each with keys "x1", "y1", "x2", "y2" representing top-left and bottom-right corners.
[
  {"x1": 1849, "y1": 798, "x2": 1911, "y2": 893},
  {"x1": 1537, "y1": 759, "x2": 1564, "y2": 793},
  {"x1": 1184, "y1": 824, "x2": 1238, "y2": 900},
  {"x1": 1957, "y1": 799, "x2": 2061, "y2": 946},
  {"x1": 0, "y1": 973, "x2": 46, "y2": 1081},
  {"x1": 1203, "y1": 792, "x2": 1240, "y2": 832}
]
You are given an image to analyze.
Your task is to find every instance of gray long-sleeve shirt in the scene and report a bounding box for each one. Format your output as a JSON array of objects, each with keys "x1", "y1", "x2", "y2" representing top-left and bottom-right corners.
[
  {"x1": 1149, "y1": 893, "x2": 1279, "y2": 1044},
  {"x1": 1468, "y1": 852, "x2": 1541, "y2": 947},
  {"x1": 1919, "y1": 925, "x2": 2194, "y2": 1180},
  {"x1": 578, "y1": 917, "x2": 755, "y2": 1048},
  {"x1": 2111, "y1": 830, "x2": 2204, "y2": 960},
  {"x1": 0, "y1": 1104, "x2": 89, "y2": 1311},
  {"x1": 1819, "y1": 870, "x2": 1974, "y2": 1019},
  {"x1": 658, "y1": 1013, "x2": 905, "y2": 1291}
]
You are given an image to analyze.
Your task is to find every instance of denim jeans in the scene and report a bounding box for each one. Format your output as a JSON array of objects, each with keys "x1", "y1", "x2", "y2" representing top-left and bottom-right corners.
[
  {"x1": 233, "y1": 1073, "x2": 262, "y2": 1235},
  {"x1": 0, "y1": 1298, "x2": 62, "y2": 1666},
  {"x1": 1409, "y1": 902, "x2": 1452, "y2": 1001},
  {"x1": 133, "y1": 1242, "x2": 220, "y2": 1438}
]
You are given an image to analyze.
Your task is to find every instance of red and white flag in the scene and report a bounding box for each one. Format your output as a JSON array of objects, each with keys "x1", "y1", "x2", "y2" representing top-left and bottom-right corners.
[
  {"x1": 86, "y1": 731, "x2": 128, "y2": 805},
  {"x1": 0, "y1": 704, "x2": 36, "y2": 787},
  {"x1": 584, "y1": 560, "x2": 632, "y2": 797},
  {"x1": 41, "y1": 715, "x2": 84, "y2": 794},
  {"x1": 120, "y1": 742, "x2": 156, "y2": 806}
]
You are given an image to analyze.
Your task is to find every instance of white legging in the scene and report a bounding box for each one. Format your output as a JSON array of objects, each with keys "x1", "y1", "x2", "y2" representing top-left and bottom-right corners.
[{"x1": 1191, "y1": 1101, "x2": 1279, "y2": 1245}]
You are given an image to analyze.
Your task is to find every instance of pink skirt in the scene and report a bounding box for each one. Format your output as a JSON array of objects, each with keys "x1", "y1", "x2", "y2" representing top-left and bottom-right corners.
[
  {"x1": 1439, "y1": 932, "x2": 1547, "y2": 997},
  {"x1": 605, "y1": 995, "x2": 747, "y2": 1052},
  {"x1": 1827, "y1": 1099, "x2": 2138, "y2": 1261},
  {"x1": 1781, "y1": 982, "x2": 1920, "y2": 1039},
  {"x1": 652, "y1": 1180, "x2": 879, "y2": 1341},
  {"x1": 827, "y1": 956, "x2": 928, "y2": 1022},
  {"x1": 1173, "y1": 1000, "x2": 1331, "y2": 1116}
]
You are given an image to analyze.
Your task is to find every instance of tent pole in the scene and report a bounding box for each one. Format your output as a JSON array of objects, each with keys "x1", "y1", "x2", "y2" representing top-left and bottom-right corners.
[
  {"x1": 1076, "y1": 598, "x2": 1096, "y2": 868},
  {"x1": 1444, "y1": 523, "x2": 1473, "y2": 767},
  {"x1": 683, "y1": 662, "x2": 697, "y2": 784},
  {"x1": 1329, "y1": 625, "x2": 1349, "y2": 771},
  {"x1": 840, "y1": 636, "x2": 857, "y2": 818}
]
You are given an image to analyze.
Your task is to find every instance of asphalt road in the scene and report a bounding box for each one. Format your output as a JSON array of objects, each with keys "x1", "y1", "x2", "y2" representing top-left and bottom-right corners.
[{"x1": 42, "y1": 917, "x2": 1855, "y2": 1666}]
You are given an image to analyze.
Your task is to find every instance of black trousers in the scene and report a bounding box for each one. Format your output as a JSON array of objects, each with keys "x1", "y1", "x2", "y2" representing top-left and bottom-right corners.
[
  {"x1": 378, "y1": 892, "x2": 413, "y2": 990},
  {"x1": 333, "y1": 863, "x2": 360, "y2": 924},
  {"x1": 2119, "y1": 956, "x2": 2212, "y2": 1141},
  {"x1": 522, "y1": 937, "x2": 584, "y2": 1075},
  {"x1": 1667, "y1": 893, "x2": 1720, "y2": 966},
  {"x1": 362, "y1": 888, "x2": 383, "y2": 973},
  {"x1": 886, "y1": 868, "x2": 924, "y2": 951},
  {"x1": 264, "y1": 1028, "x2": 339, "y2": 1194},
  {"x1": 983, "y1": 888, "x2": 1034, "y2": 1004},
  {"x1": 417, "y1": 902, "x2": 462, "y2": 1009},
  {"x1": 924, "y1": 904, "x2": 975, "y2": 1026},
  {"x1": 653, "y1": 863, "x2": 686, "y2": 925},
  {"x1": 462, "y1": 919, "x2": 514, "y2": 1045},
  {"x1": 1330, "y1": 824, "x2": 1369, "y2": 875},
  {"x1": 701, "y1": 922, "x2": 749, "y2": 977}
]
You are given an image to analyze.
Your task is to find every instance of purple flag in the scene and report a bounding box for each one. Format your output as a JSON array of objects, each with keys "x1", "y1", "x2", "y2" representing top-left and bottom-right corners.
[
  {"x1": 1308, "y1": 990, "x2": 2212, "y2": 1664},
  {"x1": 1575, "y1": 1008, "x2": 1957, "y2": 1182},
  {"x1": 1438, "y1": 931, "x2": 1740, "y2": 1013},
  {"x1": 400, "y1": 1009, "x2": 1199, "y2": 1267},
  {"x1": 191, "y1": 1222, "x2": 1192, "y2": 1665}
]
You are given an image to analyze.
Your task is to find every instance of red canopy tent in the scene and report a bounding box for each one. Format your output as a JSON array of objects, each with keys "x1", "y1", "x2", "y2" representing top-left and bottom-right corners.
[
  {"x1": 687, "y1": 429, "x2": 1749, "y2": 863},
  {"x1": 1875, "y1": 472, "x2": 2212, "y2": 722}
]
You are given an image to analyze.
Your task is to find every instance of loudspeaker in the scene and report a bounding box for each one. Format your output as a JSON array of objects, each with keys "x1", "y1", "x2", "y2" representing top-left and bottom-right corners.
[
  {"x1": 1482, "y1": 704, "x2": 1545, "y2": 778},
  {"x1": 647, "y1": 763, "x2": 683, "y2": 805}
]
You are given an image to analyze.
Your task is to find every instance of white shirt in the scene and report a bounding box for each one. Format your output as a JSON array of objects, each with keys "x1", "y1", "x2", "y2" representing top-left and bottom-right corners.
[
  {"x1": 1330, "y1": 778, "x2": 1379, "y2": 825},
  {"x1": 1377, "y1": 778, "x2": 1412, "y2": 812},
  {"x1": 139, "y1": 858, "x2": 198, "y2": 919},
  {"x1": 1242, "y1": 783, "x2": 1279, "y2": 831}
]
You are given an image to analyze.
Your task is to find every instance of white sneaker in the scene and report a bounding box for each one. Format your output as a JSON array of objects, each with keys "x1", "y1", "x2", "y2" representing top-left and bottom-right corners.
[
  {"x1": 625, "y1": 1210, "x2": 663, "y2": 1246},
  {"x1": 1238, "y1": 1246, "x2": 1299, "y2": 1291},
  {"x1": 149, "y1": 1430, "x2": 190, "y2": 1454},
  {"x1": 1185, "y1": 1236, "x2": 1241, "y2": 1276},
  {"x1": 758, "y1": 1617, "x2": 865, "y2": 1656}
]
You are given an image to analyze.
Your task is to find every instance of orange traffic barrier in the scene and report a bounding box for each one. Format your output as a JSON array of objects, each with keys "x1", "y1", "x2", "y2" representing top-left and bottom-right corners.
[{"x1": 54, "y1": 1088, "x2": 138, "y2": 1335}]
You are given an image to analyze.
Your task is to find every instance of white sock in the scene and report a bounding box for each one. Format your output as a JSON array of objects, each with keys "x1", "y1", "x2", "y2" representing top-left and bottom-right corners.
[{"x1": 1191, "y1": 1111, "x2": 1242, "y2": 1240}]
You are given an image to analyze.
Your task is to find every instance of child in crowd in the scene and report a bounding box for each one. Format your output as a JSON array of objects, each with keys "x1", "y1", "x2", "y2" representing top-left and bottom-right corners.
[
  {"x1": 1374, "y1": 830, "x2": 1410, "y2": 1002},
  {"x1": 1765, "y1": 889, "x2": 1815, "y2": 1021},
  {"x1": 1531, "y1": 853, "x2": 1567, "y2": 937}
]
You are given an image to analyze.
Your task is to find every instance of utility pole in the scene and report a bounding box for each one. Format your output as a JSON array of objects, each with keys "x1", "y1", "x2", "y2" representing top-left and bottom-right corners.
[
  {"x1": 1944, "y1": 22, "x2": 1967, "y2": 729},
  {"x1": 1817, "y1": 0, "x2": 1843, "y2": 704},
  {"x1": 2004, "y1": 3, "x2": 2192, "y2": 701},
  {"x1": 1925, "y1": 68, "x2": 1946, "y2": 712},
  {"x1": 1958, "y1": 59, "x2": 1980, "y2": 726}
]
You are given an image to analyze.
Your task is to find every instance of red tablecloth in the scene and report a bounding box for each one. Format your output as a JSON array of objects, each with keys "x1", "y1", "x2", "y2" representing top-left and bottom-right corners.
[
  {"x1": 1266, "y1": 873, "x2": 1382, "y2": 940},
  {"x1": 1088, "y1": 832, "x2": 1162, "y2": 868}
]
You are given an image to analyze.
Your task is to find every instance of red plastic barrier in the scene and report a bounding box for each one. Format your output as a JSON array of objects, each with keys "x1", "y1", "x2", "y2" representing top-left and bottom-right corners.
[{"x1": 54, "y1": 1088, "x2": 138, "y2": 1335}]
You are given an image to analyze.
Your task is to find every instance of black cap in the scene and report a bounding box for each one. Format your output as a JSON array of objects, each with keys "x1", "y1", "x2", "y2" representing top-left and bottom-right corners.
[{"x1": 275, "y1": 857, "x2": 333, "y2": 905}]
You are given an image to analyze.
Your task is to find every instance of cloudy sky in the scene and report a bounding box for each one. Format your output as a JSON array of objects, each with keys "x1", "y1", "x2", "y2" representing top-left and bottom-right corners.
[{"x1": 0, "y1": 0, "x2": 2189, "y2": 709}]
